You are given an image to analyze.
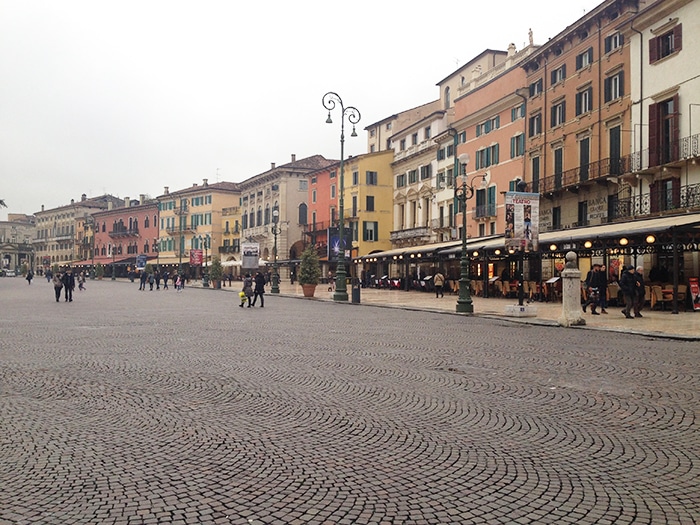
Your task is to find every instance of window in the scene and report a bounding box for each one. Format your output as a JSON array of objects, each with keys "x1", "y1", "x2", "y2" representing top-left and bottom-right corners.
[
  {"x1": 363, "y1": 221, "x2": 378, "y2": 241},
  {"x1": 312, "y1": 189, "x2": 316, "y2": 203},
  {"x1": 352, "y1": 171, "x2": 358, "y2": 185},
  {"x1": 446, "y1": 167, "x2": 453, "y2": 188},
  {"x1": 256, "y1": 208, "x2": 262, "y2": 226},
  {"x1": 330, "y1": 171, "x2": 336, "y2": 179},
  {"x1": 476, "y1": 116, "x2": 500, "y2": 136},
  {"x1": 531, "y1": 156, "x2": 540, "y2": 193},
  {"x1": 299, "y1": 180, "x2": 308, "y2": 190},
  {"x1": 551, "y1": 65, "x2": 566, "y2": 85},
  {"x1": 604, "y1": 32, "x2": 624, "y2": 53},
  {"x1": 298, "y1": 203, "x2": 307, "y2": 225},
  {"x1": 400, "y1": 139, "x2": 406, "y2": 151},
  {"x1": 475, "y1": 144, "x2": 499, "y2": 169},
  {"x1": 578, "y1": 201, "x2": 588, "y2": 226},
  {"x1": 554, "y1": 147, "x2": 564, "y2": 188},
  {"x1": 579, "y1": 137, "x2": 590, "y2": 181},
  {"x1": 510, "y1": 134, "x2": 525, "y2": 158},
  {"x1": 529, "y1": 78, "x2": 543, "y2": 97},
  {"x1": 424, "y1": 126, "x2": 431, "y2": 139},
  {"x1": 386, "y1": 122, "x2": 392, "y2": 131},
  {"x1": 352, "y1": 196, "x2": 358, "y2": 216},
  {"x1": 529, "y1": 113, "x2": 542, "y2": 137},
  {"x1": 459, "y1": 131, "x2": 466, "y2": 143},
  {"x1": 575, "y1": 87, "x2": 593, "y2": 116},
  {"x1": 576, "y1": 47, "x2": 594, "y2": 70},
  {"x1": 330, "y1": 185, "x2": 336, "y2": 199},
  {"x1": 366, "y1": 171, "x2": 378, "y2": 185},
  {"x1": 366, "y1": 196, "x2": 375, "y2": 212},
  {"x1": 412, "y1": 132, "x2": 418, "y2": 145},
  {"x1": 396, "y1": 174, "x2": 406, "y2": 187},
  {"x1": 649, "y1": 95, "x2": 680, "y2": 166},
  {"x1": 650, "y1": 25, "x2": 682, "y2": 63},
  {"x1": 604, "y1": 71, "x2": 624, "y2": 103},
  {"x1": 511, "y1": 104, "x2": 525, "y2": 121},
  {"x1": 551, "y1": 100, "x2": 566, "y2": 127},
  {"x1": 437, "y1": 148, "x2": 445, "y2": 161},
  {"x1": 446, "y1": 144, "x2": 454, "y2": 157},
  {"x1": 420, "y1": 165, "x2": 432, "y2": 180},
  {"x1": 552, "y1": 206, "x2": 562, "y2": 229},
  {"x1": 408, "y1": 169, "x2": 418, "y2": 184}
]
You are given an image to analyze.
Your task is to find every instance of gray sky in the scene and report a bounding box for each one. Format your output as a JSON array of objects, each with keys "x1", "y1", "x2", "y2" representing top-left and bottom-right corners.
[{"x1": 0, "y1": 0, "x2": 603, "y2": 220}]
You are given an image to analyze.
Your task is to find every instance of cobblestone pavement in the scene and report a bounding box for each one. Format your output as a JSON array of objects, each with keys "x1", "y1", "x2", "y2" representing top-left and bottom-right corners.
[{"x1": 1, "y1": 278, "x2": 699, "y2": 524}]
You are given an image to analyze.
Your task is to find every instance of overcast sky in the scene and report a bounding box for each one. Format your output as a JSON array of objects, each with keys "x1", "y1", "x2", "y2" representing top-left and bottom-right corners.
[{"x1": 0, "y1": 0, "x2": 603, "y2": 220}]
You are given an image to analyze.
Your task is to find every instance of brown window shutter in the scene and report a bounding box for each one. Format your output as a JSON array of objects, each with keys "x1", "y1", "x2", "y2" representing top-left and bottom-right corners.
[
  {"x1": 648, "y1": 103, "x2": 659, "y2": 167},
  {"x1": 650, "y1": 182, "x2": 659, "y2": 213},
  {"x1": 671, "y1": 93, "x2": 680, "y2": 162},
  {"x1": 649, "y1": 36, "x2": 658, "y2": 63},
  {"x1": 672, "y1": 177, "x2": 681, "y2": 209},
  {"x1": 674, "y1": 24, "x2": 682, "y2": 52}
]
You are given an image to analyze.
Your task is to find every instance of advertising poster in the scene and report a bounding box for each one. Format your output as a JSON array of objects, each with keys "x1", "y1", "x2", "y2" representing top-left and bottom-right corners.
[
  {"x1": 190, "y1": 249, "x2": 203, "y2": 267},
  {"x1": 136, "y1": 254, "x2": 148, "y2": 270},
  {"x1": 505, "y1": 191, "x2": 540, "y2": 252},
  {"x1": 241, "y1": 242, "x2": 260, "y2": 270},
  {"x1": 327, "y1": 227, "x2": 352, "y2": 261},
  {"x1": 689, "y1": 277, "x2": 700, "y2": 311}
]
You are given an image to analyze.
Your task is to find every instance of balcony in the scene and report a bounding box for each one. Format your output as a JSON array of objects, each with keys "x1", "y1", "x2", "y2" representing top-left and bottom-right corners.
[
  {"x1": 540, "y1": 156, "x2": 634, "y2": 195},
  {"x1": 165, "y1": 225, "x2": 198, "y2": 236},
  {"x1": 390, "y1": 226, "x2": 430, "y2": 243},
  {"x1": 303, "y1": 220, "x2": 333, "y2": 233},
  {"x1": 430, "y1": 218, "x2": 452, "y2": 231},
  {"x1": 473, "y1": 203, "x2": 497, "y2": 219},
  {"x1": 631, "y1": 132, "x2": 700, "y2": 172},
  {"x1": 608, "y1": 182, "x2": 700, "y2": 222},
  {"x1": 219, "y1": 246, "x2": 238, "y2": 254},
  {"x1": 109, "y1": 227, "x2": 139, "y2": 238},
  {"x1": 174, "y1": 204, "x2": 189, "y2": 215}
]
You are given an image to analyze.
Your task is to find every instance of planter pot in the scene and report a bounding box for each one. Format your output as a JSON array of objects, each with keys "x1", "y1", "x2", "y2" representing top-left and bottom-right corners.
[
  {"x1": 302, "y1": 284, "x2": 317, "y2": 297},
  {"x1": 213, "y1": 280, "x2": 222, "y2": 289}
]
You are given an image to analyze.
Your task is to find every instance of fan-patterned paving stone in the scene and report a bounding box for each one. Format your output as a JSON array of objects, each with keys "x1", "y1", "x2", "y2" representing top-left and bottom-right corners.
[{"x1": 0, "y1": 278, "x2": 698, "y2": 524}]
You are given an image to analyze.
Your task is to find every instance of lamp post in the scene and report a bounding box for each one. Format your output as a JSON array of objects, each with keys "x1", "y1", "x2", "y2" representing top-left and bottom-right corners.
[
  {"x1": 198, "y1": 234, "x2": 210, "y2": 287},
  {"x1": 454, "y1": 153, "x2": 483, "y2": 314},
  {"x1": 111, "y1": 243, "x2": 116, "y2": 281},
  {"x1": 323, "y1": 91, "x2": 361, "y2": 302},
  {"x1": 271, "y1": 208, "x2": 281, "y2": 294},
  {"x1": 86, "y1": 216, "x2": 96, "y2": 279}
]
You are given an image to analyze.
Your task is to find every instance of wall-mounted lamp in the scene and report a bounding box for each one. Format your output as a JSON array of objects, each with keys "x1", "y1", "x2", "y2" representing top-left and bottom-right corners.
[
  {"x1": 494, "y1": 249, "x2": 501, "y2": 255},
  {"x1": 549, "y1": 244, "x2": 558, "y2": 251},
  {"x1": 645, "y1": 235, "x2": 656, "y2": 244},
  {"x1": 472, "y1": 251, "x2": 479, "y2": 257},
  {"x1": 619, "y1": 237, "x2": 629, "y2": 246},
  {"x1": 584, "y1": 240, "x2": 593, "y2": 249}
]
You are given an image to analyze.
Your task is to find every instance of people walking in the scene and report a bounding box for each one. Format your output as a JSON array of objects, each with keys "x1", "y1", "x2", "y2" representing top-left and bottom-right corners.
[
  {"x1": 582, "y1": 263, "x2": 605, "y2": 315},
  {"x1": 633, "y1": 266, "x2": 646, "y2": 318},
  {"x1": 162, "y1": 271, "x2": 169, "y2": 290},
  {"x1": 62, "y1": 267, "x2": 76, "y2": 302},
  {"x1": 433, "y1": 270, "x2": 445, "y2": 298},
  {"x1": 241, "y1": 273, "x2": 253, "y2": 307},
  {"x1": 139, "y1": 270, "x2": 147, "y2": 291},
  {"x1": 78, "y1": 271, "x2": 86, "y2": 291},
  {"x1": 52, "y1": 272, "x2": 63, "y2": 302},
  {"x1": 251, "y1": 271, "x2": 266, "y2": 307},
  {"x1": 619, "y1": 265, "x2": 636, "y2": 319},
  {"x1": 26, "y1": 269, "x2": 33, "y2": 285},
  {"x1": 148, "y1": 272, "x2": 155, "y2": 291}
]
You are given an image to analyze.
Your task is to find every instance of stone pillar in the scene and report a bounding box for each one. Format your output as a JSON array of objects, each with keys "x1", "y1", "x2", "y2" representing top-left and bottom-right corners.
[{"x1": 558, "y1": 251, "x2": 586, "y2": 327}]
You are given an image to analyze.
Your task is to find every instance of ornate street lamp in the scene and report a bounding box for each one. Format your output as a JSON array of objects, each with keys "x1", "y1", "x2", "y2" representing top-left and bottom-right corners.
[
  {"x1": 271, "y1": 208, "x2": 281, "y2": 294},
  {"x1": 454, "y1": 153, "x2": 484, "y2": 313},
  {"x1": 86, "y1": 216, "x2": 96, "y2": 279},
  {"x1": 323, "y1": 91, "x2": 361, "y2": 302},
  {"x1": 111, "y1": 243, "x2": 116, "y2": 281}
]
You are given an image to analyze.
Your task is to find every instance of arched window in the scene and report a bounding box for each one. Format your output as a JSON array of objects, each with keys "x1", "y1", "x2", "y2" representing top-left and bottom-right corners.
[
  {"x1": 257, "y1": 207, "x2": 262, "y2": 226},
  {"x1": 298, "y1": 203, "x2": 308, "y2": 225},
  {"x1": 144, "y1": 216, "x2": 149, "y2": 228},
  {"x1": 264, "y1": 204, "x2": 270, "y2": 225},
  {"x1": 249, "y1": 211, "x2": 254, "y2": 228}
]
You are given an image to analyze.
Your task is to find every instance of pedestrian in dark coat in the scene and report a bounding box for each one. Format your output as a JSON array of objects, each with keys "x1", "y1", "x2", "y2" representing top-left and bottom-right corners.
[
  {"x1": 619, "y1": 265, "x2": 636, "y2": 319},
  {"x1": 241, "y1": 273, "x2": 253, "y2": 307},
  {"x1": 633, "y1": 266, "x2": 646, "y2": 318},
  {"x1": 52, "y1": 273, "x2": 63, "y2": 302},
  {"x1": 251, "y1": 271, "x2": 266, "y2": 307},
  {"x1": 62, "y1": 267, "x2": 76, "y2": 302}
]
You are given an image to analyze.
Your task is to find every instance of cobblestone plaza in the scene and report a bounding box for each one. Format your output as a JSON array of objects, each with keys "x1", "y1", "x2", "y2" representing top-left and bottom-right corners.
[{"x1": 1, "y1": 279, "x2": 698, "y2": 524}]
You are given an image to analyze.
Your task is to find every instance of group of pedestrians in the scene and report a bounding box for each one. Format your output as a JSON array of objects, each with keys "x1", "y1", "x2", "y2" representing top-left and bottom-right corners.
[
  {"x1": 583, "y1": 263, "x2": 646, "y2": 319},
  {"x1": 51, "y1": 267, "x2": 76, "y2": 302},
  {"x1": 239, "y1": 271, "x2": 266, "y2": 308}
]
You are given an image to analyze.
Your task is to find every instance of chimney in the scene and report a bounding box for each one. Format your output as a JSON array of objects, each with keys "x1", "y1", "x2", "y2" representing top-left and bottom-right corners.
[
  {"x1": 81, "y1": 193, "x2": 87, "y2": 201},
  {"x1": 139, "y1": 194, "x2": 145, "y2": 205},
  {"x1": 164, "y1": 186, "x2": 169, "y2": 194},
  {"x1": 291, "y1": 154, "x2": 296, "y2": 162},
  {"x1": 41, "y1": 205, "x2": 45, "y2": 212},
  {"x1": 108, "y1": 201, "x2": 113, "y2": 210},
  {"x1": 203, "y1": 178, "x2": 208, "y2": 186},
  {"x1": 192, "y1": 183, "x2": 198, "y2": 187},
  {"x1": 124, "y1": 197, "x2": 130, "y2": 208},
  {"x1": 271, "y1": 162, "x2": 276, "y2": 169},
  {"x1": 71, "y1": 198, "x2": 75, "y2": 204}
]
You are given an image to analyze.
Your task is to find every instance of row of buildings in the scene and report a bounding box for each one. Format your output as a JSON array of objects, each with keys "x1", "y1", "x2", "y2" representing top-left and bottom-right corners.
[{"x1": 2, "y1": 0, "x2": 699, "y2": 294}]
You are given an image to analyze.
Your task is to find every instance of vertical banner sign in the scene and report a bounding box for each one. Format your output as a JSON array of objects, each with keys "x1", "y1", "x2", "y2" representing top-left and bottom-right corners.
[
  {"x1": 241, "y1": 242, "x2": 260, "y2": 270},
  {"x1": 327, "y1": 227, "x2": 353, "y2": 262},
  {"x1": 136, "y1": 254, "x2": 148, "y2": 269},
  {"x1": 190, "y1": 249, "x2": 203, "y2": 266},
  {"x1": 505, "y1": 191, "x2": 540, "y2": 252}
]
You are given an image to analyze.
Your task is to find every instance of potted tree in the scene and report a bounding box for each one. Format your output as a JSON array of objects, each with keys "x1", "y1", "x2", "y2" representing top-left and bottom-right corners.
[
  {"x1": 95, "y1": 263, "x2": 105, "y2": 280},
  {"x1": 209, "y1": 256, "x2": 223, "y2": 289},
  {"x1": 298, "y1": 245, "x2": 322, "y2": 297}
]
